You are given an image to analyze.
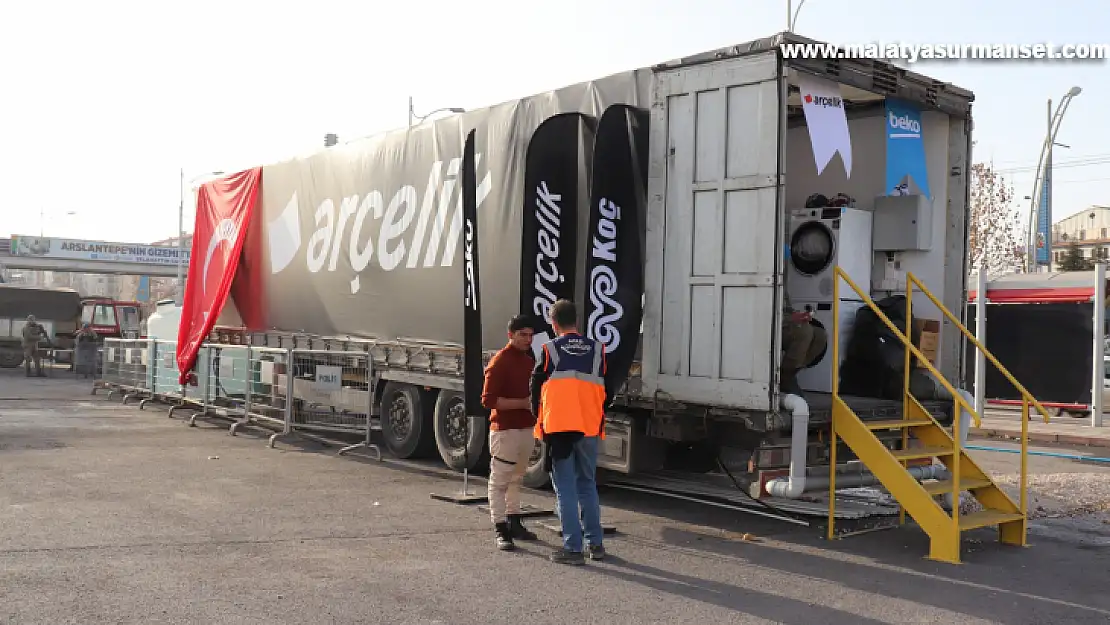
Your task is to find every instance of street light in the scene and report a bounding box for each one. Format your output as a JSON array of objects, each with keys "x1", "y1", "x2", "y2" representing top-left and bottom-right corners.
[
  {"x1": 176, "y1": 169, "x2": 225, "y2": 305},
  {"x1": 38, "y1": 209, "x2": 77, "y2": 236},
  {"x1": 786, "y1": 0, "x2": 808, "y2": 32},
  {"x1": 408, "y1": 96, "x2": 465, "y2": 126},
  {"x1": 1025, "y1": 86, "x2": 1082, "y2": 272}
]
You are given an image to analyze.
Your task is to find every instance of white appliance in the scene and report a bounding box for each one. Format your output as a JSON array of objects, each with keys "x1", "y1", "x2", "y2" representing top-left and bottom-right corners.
[
  {"x1": 794, "y1": 299, "x2": 867, "y2": 394},
  {"x1": 787, "y1": 206, "x2": 873, "y2": 302}
]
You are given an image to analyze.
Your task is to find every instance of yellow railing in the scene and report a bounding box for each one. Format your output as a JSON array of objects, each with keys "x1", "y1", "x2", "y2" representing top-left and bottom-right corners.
[{"x1": 828, "y1": 267, "x2": 1051, "y2": 539}]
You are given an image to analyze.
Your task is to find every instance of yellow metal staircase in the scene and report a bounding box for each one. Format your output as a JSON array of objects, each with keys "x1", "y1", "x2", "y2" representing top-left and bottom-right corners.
[{"x1": 827, "y1": 268, "x2": 1052, "y2": 564}]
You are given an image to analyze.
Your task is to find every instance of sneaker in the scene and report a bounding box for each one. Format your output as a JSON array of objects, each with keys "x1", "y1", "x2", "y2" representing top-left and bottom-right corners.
[
  {"x1": 508, "y1": 515, "x2": 538, "y2": 541},
  {"x1": 549, "y1": 549, "x2": 585, "y2": 565},
  {"x1": 494, "y1": 522, "x2": 515, "y2": 552},
  {"x1": 587, "y1": 544, "x2": 606, "y2": 561}
]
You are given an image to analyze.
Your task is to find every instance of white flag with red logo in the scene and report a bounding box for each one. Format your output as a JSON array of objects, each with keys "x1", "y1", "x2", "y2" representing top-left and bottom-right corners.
[
  {"x1": 176, "y1": 168, "x2": 262, "y2": 384},
  {"x1": 797, "y1": 73, "x2": 853, "y2": 177}
]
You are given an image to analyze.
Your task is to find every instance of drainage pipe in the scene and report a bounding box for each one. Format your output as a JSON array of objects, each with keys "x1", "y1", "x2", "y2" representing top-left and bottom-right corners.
[
  {"x1": 799, "y1": 463, "x2": 947, "y2": 492},
  {"x1": 765, "y1": 394, "x2": 810, "y2": 498}
]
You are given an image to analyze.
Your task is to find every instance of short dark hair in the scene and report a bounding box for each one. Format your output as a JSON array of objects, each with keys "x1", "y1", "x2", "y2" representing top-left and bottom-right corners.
[
  {"x1": 549, "y1": 299, "x2": 577, "y2": 329},
  {"x1": 507, "y1": 315, "x2": 533, "y2": 333}
]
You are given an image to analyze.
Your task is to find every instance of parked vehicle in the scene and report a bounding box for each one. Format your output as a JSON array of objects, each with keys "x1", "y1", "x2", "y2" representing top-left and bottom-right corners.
[
  {"x1": 178, "y1": 33, "x2": 978, "y2": 499},
  {"x1": 0, "y1": 284, "x2": 81, "y2": 367},
  {"x1": 81, "y1": 297, "x2": 143, "y2": 340}
]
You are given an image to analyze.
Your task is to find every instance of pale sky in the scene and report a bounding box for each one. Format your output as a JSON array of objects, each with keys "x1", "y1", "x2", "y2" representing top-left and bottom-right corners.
[{"x1": 1, "y1": 0, "x2": 1107, "y2": 244}]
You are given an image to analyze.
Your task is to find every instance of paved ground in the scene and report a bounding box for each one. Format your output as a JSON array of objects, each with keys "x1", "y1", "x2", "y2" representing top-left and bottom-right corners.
[
  {"x1": 975, "y1": 405, "x2": 1110, "y2": 449},
  {"x1": 2, "y1": 368, "x2": 1110, "y2": 624}
]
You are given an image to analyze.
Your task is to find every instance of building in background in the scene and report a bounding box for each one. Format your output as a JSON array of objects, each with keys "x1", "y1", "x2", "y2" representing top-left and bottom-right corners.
[{"x1": 1051, "y1": 206, "x2": 1110, "y2": 270}]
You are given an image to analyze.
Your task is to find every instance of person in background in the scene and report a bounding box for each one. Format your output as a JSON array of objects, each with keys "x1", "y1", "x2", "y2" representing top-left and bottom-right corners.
[
  {"x1": 21, "y1": 315, "x2": 48, "y2": 378},
  {"x1": 530, "y1": 299, "x2": 607, "y2": 565},
  {"x1": 481, "y1": 315, "x2": 540, "y2": 552},
  {"x1": 74, "y1": 323, "x2": 99, "y2": 379}
]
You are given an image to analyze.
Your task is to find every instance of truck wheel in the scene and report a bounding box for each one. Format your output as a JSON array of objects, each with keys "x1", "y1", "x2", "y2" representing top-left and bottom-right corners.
[
  {"x1": 0, "y1": 349, "x2": 24, "y2": 369},
  {"x1": 433, "y1": 390, "x2": 489, "y2": 472},
  {"x1": 521, "y1": 438, "x2": 550, "y2": 489},
  {"x1": 379, "y1": 382, "x2": 435, "y2": 459}
]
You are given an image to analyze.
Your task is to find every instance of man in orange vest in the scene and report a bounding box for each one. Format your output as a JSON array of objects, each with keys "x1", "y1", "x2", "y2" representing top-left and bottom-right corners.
[{"x1": 530, "y1": 299, "x2": 608, "y2": 565}]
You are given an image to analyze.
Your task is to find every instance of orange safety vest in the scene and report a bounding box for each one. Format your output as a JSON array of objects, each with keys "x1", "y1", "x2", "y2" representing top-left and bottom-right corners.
[{"x1": 534, "y1": 333, "x2": 607, "y2": 440}]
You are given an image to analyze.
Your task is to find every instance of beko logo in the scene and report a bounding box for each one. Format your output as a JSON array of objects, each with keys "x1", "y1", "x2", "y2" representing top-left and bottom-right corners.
[
  {"x1": 266, "y1": 155, "x2": 493, "y2": 294},
  {"x1": 531, "y1": 181, "x2": 565, "y2": 320},
  {"x1": 588, "y1": 198, "x2": 624, "y2": 352},
  {"x1": 888, "y1": 112, "x2": 921, "y2": 136},
  {"x1": 463, "y1": 218, "x2": 477, "y2": 311}
]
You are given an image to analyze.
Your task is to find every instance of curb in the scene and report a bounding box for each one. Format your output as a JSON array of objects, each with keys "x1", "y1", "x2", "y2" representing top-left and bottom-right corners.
[{"x1": 971, "y1": 427, "x2": 1110, "y2": 449}]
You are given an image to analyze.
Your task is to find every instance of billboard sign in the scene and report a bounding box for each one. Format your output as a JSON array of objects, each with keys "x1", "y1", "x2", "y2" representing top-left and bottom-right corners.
[{"x1": 8, "y1": 235, "x2": 190, "y2": 266}]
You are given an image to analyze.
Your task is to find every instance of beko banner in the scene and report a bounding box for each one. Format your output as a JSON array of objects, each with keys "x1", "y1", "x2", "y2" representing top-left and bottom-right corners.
[{"x1": 245, "y1": 71, "x2": 652, "y2": 350}]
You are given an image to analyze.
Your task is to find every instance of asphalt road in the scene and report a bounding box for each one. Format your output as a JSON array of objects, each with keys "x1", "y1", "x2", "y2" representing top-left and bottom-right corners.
[{"x1": 1, "y1": 368, "x2": 1109, "y2": 624}]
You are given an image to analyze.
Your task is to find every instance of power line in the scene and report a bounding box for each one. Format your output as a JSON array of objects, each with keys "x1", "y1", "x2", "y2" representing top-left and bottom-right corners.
[{"x1": 994, "y1": 155, "x2": 1110, "y2": 175}]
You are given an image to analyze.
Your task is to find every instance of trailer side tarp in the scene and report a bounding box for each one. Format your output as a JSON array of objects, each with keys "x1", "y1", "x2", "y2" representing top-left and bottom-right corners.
[{"x1": 238, "y1": 71, "x2": 651, "y2": 350}]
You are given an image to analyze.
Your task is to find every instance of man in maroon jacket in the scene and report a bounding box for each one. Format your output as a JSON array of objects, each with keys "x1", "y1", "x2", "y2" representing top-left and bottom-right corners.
[{"x1": 481, "y1": 315, "x2": 540, "y2": 551}]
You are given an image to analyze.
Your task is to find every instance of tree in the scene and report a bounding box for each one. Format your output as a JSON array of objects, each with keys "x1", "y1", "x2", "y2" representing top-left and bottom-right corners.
[
  {"x1": 1057, "y1": 241, "x2": 1095, "y2": 272},
  {"x1": 967, "y1": 161, "x2": 1022, "y2": 275}
]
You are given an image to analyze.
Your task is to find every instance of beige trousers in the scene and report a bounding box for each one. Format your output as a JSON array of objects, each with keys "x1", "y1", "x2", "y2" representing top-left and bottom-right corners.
[{"x1": 487, "y1": 427, "x2": 536, "y2": 523}]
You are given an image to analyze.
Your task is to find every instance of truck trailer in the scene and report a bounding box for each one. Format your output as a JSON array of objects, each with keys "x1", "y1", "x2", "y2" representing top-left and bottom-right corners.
[
  {"x1": 189, "y1": 32, "x2": 978, "y2": 507},
  {"x1": 0, "y1": 284, "x2": 81, "y2": 368}
]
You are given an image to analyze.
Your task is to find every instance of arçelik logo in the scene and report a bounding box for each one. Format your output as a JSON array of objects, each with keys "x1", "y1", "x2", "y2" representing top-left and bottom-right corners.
[{"x1": 804, "y1": 93, "x2": 843, "y2": 108}]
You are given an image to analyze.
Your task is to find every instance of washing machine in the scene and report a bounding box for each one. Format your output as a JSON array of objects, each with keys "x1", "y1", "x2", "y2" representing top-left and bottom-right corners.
[
  {"x1": 793, "y1": 299, "x2": 867, "y2": 394},
  {"x1": 787, "y1": 207, "x2": 874, "y2": 302}
]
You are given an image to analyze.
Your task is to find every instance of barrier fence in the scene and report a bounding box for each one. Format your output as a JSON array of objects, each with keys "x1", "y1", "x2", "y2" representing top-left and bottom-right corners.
[{"x1": 94, "y1": 338, "x2": 379, "y2": 459}]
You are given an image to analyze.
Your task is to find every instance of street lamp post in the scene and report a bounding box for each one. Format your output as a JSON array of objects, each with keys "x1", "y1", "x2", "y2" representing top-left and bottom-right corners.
[
  {"x1": 786, "y1": 0, "x2": 808, "y2": 32},
  {"x1": 408, "y1": 96, "x2": 466, "y2": 126},
  {"x1": 176, "y1": 169, "x2": 225, "y2": 306},
  {"x1": 1026, "y1": 86, "x2": 1082, "y2": 273}
]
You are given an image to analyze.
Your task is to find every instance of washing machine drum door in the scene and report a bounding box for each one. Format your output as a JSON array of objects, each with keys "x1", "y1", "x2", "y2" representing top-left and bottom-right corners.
[{"x1": 791, "y1": 222, "x2": 835, "y2": 276}]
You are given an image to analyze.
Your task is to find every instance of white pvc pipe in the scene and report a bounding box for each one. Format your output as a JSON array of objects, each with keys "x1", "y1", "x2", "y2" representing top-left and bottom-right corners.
[
  {"x1": 765, "y1": 393, "x2": 810, "y2": 498},
  {"x1": 1092, "y1": 262, "x2": 1105, "y2": 427},
  {"x1": 974, "y1": 265, "x2": 988, "y2": 416}
]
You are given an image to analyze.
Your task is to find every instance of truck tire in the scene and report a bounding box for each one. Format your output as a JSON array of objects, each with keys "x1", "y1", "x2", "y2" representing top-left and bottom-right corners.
[
  {"x1": 433, "y1": 390, "x2": 489, "y2": 472},
  {"x1": 521, "y1": 438, "x2": 550, "y2": 489},
  {"x1": 0, "y1": 348, "x2": 24, "y2": 369},
  {"x1": 378, "y1": 382, "x2": 435, "y2": 459}
]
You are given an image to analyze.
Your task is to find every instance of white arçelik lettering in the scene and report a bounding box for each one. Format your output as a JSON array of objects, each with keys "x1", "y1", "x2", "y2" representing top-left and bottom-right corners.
[
  {"x1": 532, "y1": 181, "x2": 564, "y2": 320},
  {"x1": 587, "y1": 198, "x2": 624, "y2": 352},
  {"x1": 300, "y1": 155, "x2": 492, "y2": 294}
]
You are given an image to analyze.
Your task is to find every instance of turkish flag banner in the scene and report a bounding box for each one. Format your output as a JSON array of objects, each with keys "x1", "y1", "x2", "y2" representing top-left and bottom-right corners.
[{"x1": 176, "y1": 167, "x2": 263, "y2": 384}]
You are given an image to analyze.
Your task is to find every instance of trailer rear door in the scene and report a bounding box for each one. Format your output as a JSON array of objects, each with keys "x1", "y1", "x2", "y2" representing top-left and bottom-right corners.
[{"x1": 641, "y1": 51, "x2": 782, "y2": 411}]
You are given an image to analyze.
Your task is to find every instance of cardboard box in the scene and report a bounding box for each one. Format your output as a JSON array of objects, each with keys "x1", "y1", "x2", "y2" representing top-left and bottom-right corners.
[{"x1": 919, "y1": 331, "x2": 938, "y2": 352}]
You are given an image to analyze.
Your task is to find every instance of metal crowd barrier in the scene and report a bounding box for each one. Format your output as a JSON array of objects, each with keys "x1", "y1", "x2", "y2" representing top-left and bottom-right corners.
[
  {"x1": 94, "y1": 339, "x2": 151, "y2": 404},
  {"x1": 90, "y1": 339, "x2": 381, "y2": 461},
  {"x1": 267, "y1": 349, "x2": 380, "y2": 459}
]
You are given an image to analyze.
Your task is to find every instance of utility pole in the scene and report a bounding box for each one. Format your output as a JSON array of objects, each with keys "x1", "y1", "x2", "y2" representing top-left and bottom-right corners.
[
  {"x1": 1043, "y1": 98, "x2": 1053, "y2": 271},
  {"x1": 176, "y1": 167, "x2": 184, "y2": 306}
]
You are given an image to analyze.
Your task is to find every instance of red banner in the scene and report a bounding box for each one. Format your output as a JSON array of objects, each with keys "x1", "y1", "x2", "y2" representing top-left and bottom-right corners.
[{"x1": 176, "y1": 168, "x2": 263, "y2": 383}]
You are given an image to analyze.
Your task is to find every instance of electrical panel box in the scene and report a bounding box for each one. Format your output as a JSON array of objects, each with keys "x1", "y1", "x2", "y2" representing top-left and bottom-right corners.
[{"x1": 873, "y1": 194, "x2": 934, "y2": 251}]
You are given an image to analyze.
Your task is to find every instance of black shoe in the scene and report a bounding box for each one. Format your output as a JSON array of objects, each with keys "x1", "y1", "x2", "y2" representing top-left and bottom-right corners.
[
  {"x1": 549, "y1": 549, "x2": 585, "y2": 565},
  {"x1": 508, "y1": 515, "x2": 538, "y2": 541},
  {"x1": 494, "y1": 522, "x2": 515, "y2": 551},
  {"x1": 587, "y1": 544, "x2": 606, "y2": 561}
]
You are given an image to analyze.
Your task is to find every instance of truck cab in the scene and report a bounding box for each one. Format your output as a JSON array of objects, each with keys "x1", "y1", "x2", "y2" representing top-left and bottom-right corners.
[{"x1": 81, "y1": 297, "x2": 143, "y2": 340}]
